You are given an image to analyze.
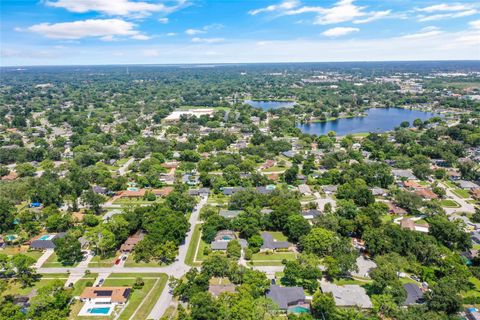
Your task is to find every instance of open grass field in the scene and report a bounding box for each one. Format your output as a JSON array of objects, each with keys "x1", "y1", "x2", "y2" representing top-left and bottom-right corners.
[
  {"x1": 2, "y1": 277, "x2": 67, "y2": 297},
  {"x1": 439, "y1": 199, "x2": 461, "y2": 208},
  {"x1": 206, "y1": 193, "x2": 228, "y2": 205},
  {"x1": 261, "y1": 166, "x2": 287, "y2": 173},
  {"x1": 185, "y1": 223, "x2": 202, "y2": 266}
]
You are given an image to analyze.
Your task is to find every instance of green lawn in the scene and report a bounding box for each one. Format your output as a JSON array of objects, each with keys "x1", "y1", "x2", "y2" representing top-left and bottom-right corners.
[
  {"x1": 72, "y1": 273, "x2": 98, "y2": 296},
  {"x1": 444, "y1": 181, "x2": 457, "y2": 189},
  {"x1": 88, "y1": 254, "x2": 116, "y2": 268},
  {"x1": 3, "y1": 277, "x2": 67, "y2": 297},
  {"x1": 42, "y1": 252, "x2": 79, "y2": 268},
  {"x1": 451, "y1": 188, "x2": 471, "y2": 199},
  {"x1": 439, "y1": 199, "x2": 461, "y2": 208},
  {"x1": 334, "y1": 278, "x2": 371, "y2": 286},
  {"x1": 267, "y1": 231, "x2": 288, "y2": 242},
  {"x1": 261, "y1": 166, "x2": 286, "y2": 173},
  {"x1": 249, "y1": 251, "x2": 297, "y2": 265},
  {"x1": 1, "y1": 247, "x2": 44, "y2": 262},
  {"x1": 124, "y1": 254, "x2": 163, "y2": 267},
  {"x1": 206, "y1": 194, "x2": 228, "y2": 205},
  {"x1": 185, "y1": 224, "x2": 202, "y2": 267},
  {"x1": 102, "y1": 274, "x2": 168, "y2": 320},
  {"x1": 462, "y1": 277, "x2": 480, "y2": 299}
]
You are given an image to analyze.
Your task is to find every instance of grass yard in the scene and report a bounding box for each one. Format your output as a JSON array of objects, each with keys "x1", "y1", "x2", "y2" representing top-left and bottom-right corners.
[
  {"x1": 300, "y1": 195, "x2": 316, "y2": 202},
  {"x1": 185, "y1": 224, "x2": 202, "y2": 267},
  {"x1": 72, "y1": 273, "x2": 98, "y2": 296},
  {"x1": 1, "y1": 247, "x2": 44, "y2": 262},
  {"x1": 42, "y1": 252, "x2": 79, "y2": 268},
  {"x1": 124, "y1": 254, "x2": 163, "y2": 267},
  {"x1": 439, "y1": 199, "x2": 461, "y2": 208},
  {"x1": 334, "y1": 277, "x2": 371, "y2": 286},
  {"x1": 206, "y1": 193, "x2": 228, "y2": 205},
  {"x1": 249, "y1": 251, "x2": 297, "y2": 266},
  {"x1": 88, "y1": 254, "x2": 117, "y2": 268},
  {"x1": 2, "y1": 277, "x2": 67, "y2": 297},
  {"x1": 261, "y1": 166, "x2": 286, "y2": 173},
  {"x1": 444, "y1": 181, "x2": 457, "y2": 189},
  {"x1": 102, "y1": 274, "x2": 168, "y2": 320},
  {"x1": 462, "y1": 277, "x2": 480, "y2": 300},
  {"x1": 451, "y1": 188, "x2": 471, "y2": 199},
  {"x1": 267, "y1": 231, "x2": 289, "y2": 242}
]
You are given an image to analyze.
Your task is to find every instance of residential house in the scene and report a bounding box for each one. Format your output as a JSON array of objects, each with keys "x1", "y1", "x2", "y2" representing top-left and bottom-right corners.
[
  {"x1": 322, "y1": 185, "x2": 338, "y2": 194},
  {"x1": 392, "y1": 169, "x2": 416, "y2": 180},
  {"x1": 403, "y1": 283, "x2": 424, "y2": 305},
  {"x1": 261, "y1": 160, "x2": 276, "y2": 170},
  {"x1": 219, "y1": 210, "x2": 242, "y2": 219},
  {"x1": 80, "y1": 287, "x2": 131, "y2": 305},
  {"x1": 320, "y1": 282, "x2": 372, "y2": 309},
  {"x1": 399, "y1": 218, "x2": 430, "y2": 233},
  {"x1": 371, "y1": 187, "x2": 388, "y2": 197},
  {"x1": 414, "y1": 188, "x2": 438, "y2": 200},
  {"x1": 266, "y1": 285, "x2": 306, "y2": 310},
  {"x1": 222, "y1": 187, "x2": 245, "y2": 196},
  {"x1": 467, "y1": 310, "x2": 480, "y2": 320},
  {"x1": 261, "y1": 232, "x2": 291, "y2": 251},
  {"x1": 302, "y1": 209, "x2": 321, "y2": 220},
  {"x1": 29, "y1": 233, "x2": 66, "y2": 250},
  {"x1": 120, "y1": 232, "x2": 144, "y2": 253},
  {"x1": 298, "y1": 184, "x2": 312, "y2": 195},
  {"x1": 208, "y1": 284, "x2": 236, "y2": 297},
  {"x1": 458, "y1": 180, "x2": 480, "y2": 190},
  {"x1": 189, "y1": 188, "x2": 211, "y2": 196},
  {"x1": 471, "y1": 188, "x2": 480, "y2": 200}
]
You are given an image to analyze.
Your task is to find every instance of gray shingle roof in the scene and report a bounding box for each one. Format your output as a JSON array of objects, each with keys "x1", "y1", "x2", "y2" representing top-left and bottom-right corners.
[
  {"x1": 261, "y1": 232, "x2": 290, "y2": 250},
  {"x1": 403, "y1": 283, "x2": 424, "y2": 305},
  {"x1": 320, "y1": 282, "x2": 372, "y2": 309},
  {"x1": 219, "y1": 210, "x2": 242, "y2": 219},
  {"x1": 266, "y1": 285, "x2": 305, "y2": 309}
]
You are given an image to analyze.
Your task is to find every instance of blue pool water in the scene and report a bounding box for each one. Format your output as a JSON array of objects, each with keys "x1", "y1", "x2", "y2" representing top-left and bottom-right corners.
[
  {"x1": 222, "y1": 236, "x2": 233, "y2": 240},
  {"x1": 39, "y1": 235, "x2": 51, "y2": 240},
  {"x1": 87, "y1": 307, "x2": 111, "y2": 315},
  {"x1": 245, "y1": 100, "x2": 295, "y2": 110},
  {"x1": 289, "y1": 305, "x2": 310, "y2": 313},
  {"x1": 297, "y1": 107, "x2": 440, "y2": 136}
]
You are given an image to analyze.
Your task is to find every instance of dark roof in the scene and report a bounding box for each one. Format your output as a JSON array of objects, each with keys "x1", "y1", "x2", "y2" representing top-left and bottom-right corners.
[
  {"x1": 222, "y1": 187, "x2": 245, "y2": 196},
  {"x1": 403, "y1": 283, "x2": 424, "y2": 305},
  {"x1": 266, "y1": 285, "x2": 305, "y2": 309},
  {"x1": 261, "y1": 232, "x2": 291, "y2": 250},
  {"x1": 30, "y1": 232, "x2": 66, "y2": 249}
]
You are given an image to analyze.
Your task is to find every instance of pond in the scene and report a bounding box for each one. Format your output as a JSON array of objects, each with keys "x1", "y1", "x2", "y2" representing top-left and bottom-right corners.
[
  {"x1": 297, "y1": 107, "x2": 440, "y2": 136},
  {"x1": 245, "y1": 100, "x2": 295, "y2": 110}
]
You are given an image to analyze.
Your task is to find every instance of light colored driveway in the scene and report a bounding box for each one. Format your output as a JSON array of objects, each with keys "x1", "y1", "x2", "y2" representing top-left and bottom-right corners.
[
  {"x1": 118, "y1": 158, "x2": 135, "y2": 176},
  {"x1": 34, "y1": 249, "x2": 54, "y2": 268}
]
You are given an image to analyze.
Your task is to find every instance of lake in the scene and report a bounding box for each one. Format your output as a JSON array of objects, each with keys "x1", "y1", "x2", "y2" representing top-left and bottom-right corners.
[
  {"x1": 245, "y1": 100, "x2": 295, "y2": 110},
  {"x1": 297, "y1": 107, "x2": 439, "y2": 136}
]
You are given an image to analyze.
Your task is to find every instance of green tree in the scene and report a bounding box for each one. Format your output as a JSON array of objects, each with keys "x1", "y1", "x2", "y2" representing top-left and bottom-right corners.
[
  {"x1": 226, "y1": 240, "x2": 242, "y2": 259},
  {"x1": 54, "y1": 234, "x2": 83, "y2": 266}
]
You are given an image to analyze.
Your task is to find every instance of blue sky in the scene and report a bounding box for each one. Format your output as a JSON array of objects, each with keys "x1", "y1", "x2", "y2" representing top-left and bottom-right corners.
[{"x1": 1, "y1": 0, "x2": 479, "y2": 66}]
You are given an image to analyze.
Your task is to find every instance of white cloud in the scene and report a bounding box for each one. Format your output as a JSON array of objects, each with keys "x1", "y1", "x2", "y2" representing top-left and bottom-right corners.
[
  {"x1": 417, "y1": 9, "x2": 477, "y2": 22},
  {"x1": 158, "y1": 18, "x2": 169, "y2": 24},
  {"x1": 249, "y1": 0, "x2": 393, "y2": 25},
  {"x1": 470, "y1": 19, "x2": 480, "y2": 29},
  {"x1": 130, "y1": 34, "x2": 151, "y2": 40},
  {"x1": 24, "y1": 19, "x2": 149, "y2": 40},
  {"x1": 322, "y1": 27, "x2": 359, "y2": 37},
  {"x1": 417, "y1": 3, "x2": 472, "y2": 13},
  {"x1": 185, "y1": 28, "x2": 206, "y2": 35},
  {"x1": 400, "y1": 26, "x2": 443, "y2": 39},
  {"x1": 415, "y1": 2, "x2": 477, "y2": 22},
  {"x1": 166, "y1": 32, "x2": 177, "y2": 36},
  {"x1": 45, "y1": 0, "x2": 188, "y2": 17},
  {"x1": 353, "y1": 10, "x2": 391, "y2": 24},
  {"x1": 249, "y1": 0, "x2": 300, "y2": 15},
  {"x1": 191, "y1": 37, "x2": 224, "y2": 43}
]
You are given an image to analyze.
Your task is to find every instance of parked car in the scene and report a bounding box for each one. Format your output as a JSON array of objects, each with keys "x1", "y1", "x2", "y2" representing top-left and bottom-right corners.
[
  {"x1": 122, "y1": 256, "x2": 127, "y2": 261},
  {"x1": 115, "y1": 259, "x2": 121, "y2": 265},
  {"x1": 98, "y1": 278, "x2": 104, "y2": 284}
]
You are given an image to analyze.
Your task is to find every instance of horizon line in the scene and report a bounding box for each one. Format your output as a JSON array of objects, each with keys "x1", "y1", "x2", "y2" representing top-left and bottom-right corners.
[{"x1": 2, "y1": 59, "x2": 480, "y2": 69}]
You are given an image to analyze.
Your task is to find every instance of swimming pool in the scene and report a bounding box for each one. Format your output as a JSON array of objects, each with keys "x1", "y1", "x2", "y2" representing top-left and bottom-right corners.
[
  {"x1": 87, "y1": 307, "x2": 111, "y2": 315},
  {"x1": 127, "y1": 187, "x2": 139, "y2": 191},
  {"x1": 222, "y1": 236, "x2": 233, "y2": 240},
  {"x1": 39, "y1": 235, "x2": 54, "y2": 241},
  {"x1": 289, "y1": 305, "x2": 310, "y2": 314},
  {"x1": 6, "y1": 235, "x2": 17, "y2": 241}
]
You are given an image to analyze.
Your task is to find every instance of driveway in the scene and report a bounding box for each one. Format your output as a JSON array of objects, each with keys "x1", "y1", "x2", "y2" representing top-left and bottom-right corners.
[{"x1": 439, "y1": 182, "x2": 476, "y2": 215}]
